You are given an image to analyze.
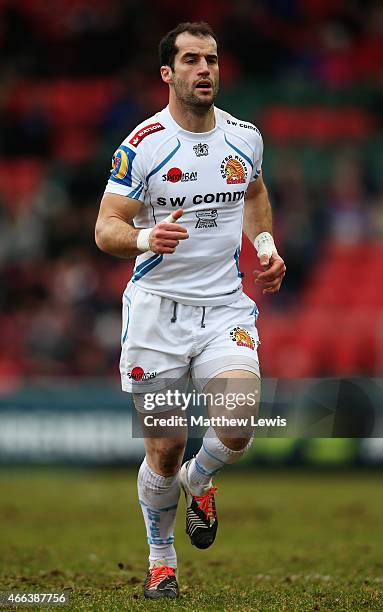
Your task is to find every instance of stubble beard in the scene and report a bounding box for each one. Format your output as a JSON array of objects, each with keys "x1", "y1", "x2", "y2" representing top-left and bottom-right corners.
[{"x1": 173, "y1": 76, "x2": 219, "y2": 115}]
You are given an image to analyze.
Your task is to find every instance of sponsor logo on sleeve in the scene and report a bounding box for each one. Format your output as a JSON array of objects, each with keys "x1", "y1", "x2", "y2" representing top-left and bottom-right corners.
[
  {"x1": 129, "y1": 122, "x2": 165, "y2": 147},
  {"x1": 193, "y1": 143, "x2": 209, "y2": 156},
  {"x1": 111, "y1": 145, "x2": 136, "y2": 183},
  {"x1": 230, "y1": 327, "x2": 255, "y2": 350},
  {"x1": 220, "y1": 155, "x2": 247, "y2": 184},
  {"x1": 162, "y1": 168, "x2": 198, "y2": 182},
  {"x1": 195, "y1": 209, "x2": 218, "y2": 228},
  {"x1": 111, "y1": 149, "x2": 128, "y2": 179}
]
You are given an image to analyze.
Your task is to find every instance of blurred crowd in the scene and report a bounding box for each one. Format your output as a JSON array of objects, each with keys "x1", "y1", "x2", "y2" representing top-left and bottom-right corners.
[
  {"x1": 1, "y1": 0, "x2": 383, "y2": 83},
  {"x1": 0, "y1": 0, "x2": 382, "y2": 379}
]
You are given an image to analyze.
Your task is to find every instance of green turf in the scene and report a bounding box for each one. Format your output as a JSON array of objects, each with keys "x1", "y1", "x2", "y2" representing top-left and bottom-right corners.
[{"x1": 0, "y1": 469, "x2": 382, "y2": 611}]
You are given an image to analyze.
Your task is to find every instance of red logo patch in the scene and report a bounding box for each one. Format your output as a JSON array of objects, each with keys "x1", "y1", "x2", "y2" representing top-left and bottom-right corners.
[
  {"x1": 131, "y1": 366, "x2": 144, "y2": 381},
  {"x1": 128, "y1": 367, "x2": 157, "y2": 381},
  {"x1": 129, "y1": 122, "x2": 165, "y2": 147},
  {"x1": 166, "y1": 167, "x2": 183, "y2": 183}
]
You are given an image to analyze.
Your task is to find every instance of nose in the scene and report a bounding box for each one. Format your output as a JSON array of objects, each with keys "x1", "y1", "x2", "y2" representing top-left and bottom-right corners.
[{"x1": 197, "y1": 59, "x2": 210, "y2": 75}]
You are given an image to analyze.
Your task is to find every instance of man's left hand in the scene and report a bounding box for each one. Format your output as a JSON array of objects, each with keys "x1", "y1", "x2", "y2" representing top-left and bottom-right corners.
[{"x1": 253, "y1": 253, "x2": 286, "y2": 295}]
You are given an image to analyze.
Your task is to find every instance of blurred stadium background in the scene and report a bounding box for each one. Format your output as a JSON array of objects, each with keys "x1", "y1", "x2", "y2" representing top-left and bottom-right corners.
[{"x1": 0, "y1": 0, "x2": 383, "y2": 470}]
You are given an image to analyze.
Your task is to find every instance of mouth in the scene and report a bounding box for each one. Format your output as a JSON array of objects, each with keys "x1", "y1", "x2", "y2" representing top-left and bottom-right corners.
[{"x1": 195, "y1": 80, "x2": 213, "y2": 92}]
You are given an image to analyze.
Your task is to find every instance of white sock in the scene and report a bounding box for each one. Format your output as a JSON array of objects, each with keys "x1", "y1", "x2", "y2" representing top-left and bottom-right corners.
[
  {"x1": 137, "y1": 457, "x2": 180, "y2": 568},
  {"x1": 187, "y1": 426, "x2": 254, "y2": 495}
]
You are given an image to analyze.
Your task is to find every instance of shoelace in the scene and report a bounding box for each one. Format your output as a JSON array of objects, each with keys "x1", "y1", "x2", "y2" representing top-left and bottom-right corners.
[
  {"x1": 194, "y1": 486, "x2": 217, "y2": 519},
  {"x1": 147, "y1": 565, "x2": 175, "y2": 588}
]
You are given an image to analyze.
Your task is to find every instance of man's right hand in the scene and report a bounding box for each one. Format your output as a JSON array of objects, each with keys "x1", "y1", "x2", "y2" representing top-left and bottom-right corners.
[{"x1": 149, "y1": 209, "x2": 189, "y2": 254}]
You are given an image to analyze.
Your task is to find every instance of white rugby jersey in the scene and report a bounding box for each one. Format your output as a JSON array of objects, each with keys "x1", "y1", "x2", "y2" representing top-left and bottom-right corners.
[{"x1": 104, "y1": 106, "x2": 263, "y2": 306}]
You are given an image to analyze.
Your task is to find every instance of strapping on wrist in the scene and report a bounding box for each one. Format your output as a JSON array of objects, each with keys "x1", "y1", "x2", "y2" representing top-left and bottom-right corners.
[
  {"x1": 136, "y1": 228, "x2": 152, "y2": 252},
  {"x1": 253, "y1": 231, "x2": 278, "y2": 258}
]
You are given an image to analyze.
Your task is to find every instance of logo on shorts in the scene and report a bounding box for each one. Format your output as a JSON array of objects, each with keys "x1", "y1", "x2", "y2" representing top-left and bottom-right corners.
[
  {"x1": 193, "y1": 143, "x2": 209, "y2": 157},
  {"x1": 230, "y1": 327, "x2": 255, "y2": 350},
  {"x1": 220, "y1": 155, "x2": 247, "y2": 184},
  {"x1": 162, "y1": 168, "x2": 198, "y2": 183},
  {"x1": 128, "y1": 367, "x2": 157, "y2": 381},
  {"x1": 129, "y1": 122, "x2": 165, "y2": 147},
  {"x1": 195, "y1": 209, "x2": 218, "y2": 228}
]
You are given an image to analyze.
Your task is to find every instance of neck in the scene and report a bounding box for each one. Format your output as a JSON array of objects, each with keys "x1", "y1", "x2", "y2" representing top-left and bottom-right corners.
[{"x1": 168, "y1": 98, "x2": 215, "y2": 133}]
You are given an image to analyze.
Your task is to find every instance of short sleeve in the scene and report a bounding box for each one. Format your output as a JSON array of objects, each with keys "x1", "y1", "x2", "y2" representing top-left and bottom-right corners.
[
  {"x1": 104, "y1": 143, "x2": 146, "y2": 202},
  {"x1": 250, "y1": 131, "x2": 263, "y2": 182}
]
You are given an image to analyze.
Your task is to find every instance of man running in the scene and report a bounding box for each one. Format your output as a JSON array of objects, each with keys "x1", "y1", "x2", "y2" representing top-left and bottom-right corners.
[{"x1": 95, "y1": 21, "x2": 285, "y2": 599}]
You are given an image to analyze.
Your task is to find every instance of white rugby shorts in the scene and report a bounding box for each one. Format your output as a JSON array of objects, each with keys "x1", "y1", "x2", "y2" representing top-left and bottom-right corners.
[{"x1": 120, "y1": 283, "x2": 260, "y2": 399}]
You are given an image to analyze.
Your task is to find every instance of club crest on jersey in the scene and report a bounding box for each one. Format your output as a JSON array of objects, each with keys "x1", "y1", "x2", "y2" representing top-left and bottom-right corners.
[
  {"x1": 129, "y1": 122, "x2": 165, "y2": 147},
  {"x1": 230, "y1": 327, "x2": 255, "y2": 350},
  {"x1": 127, "y1": 367, "x2": 157, "y2": 381},
  {"x1": 193, "y1": 143, "x2": 209, "y2": 157},
  {"x1": 220, "y1": 155, "x2": 247, "y2": 184},
  {"x1": 195, "y1": 209, "x2": 218, "y2": 228},
  {"x1": 162, "y1": 168, "x2": 198, "y2": 183}
]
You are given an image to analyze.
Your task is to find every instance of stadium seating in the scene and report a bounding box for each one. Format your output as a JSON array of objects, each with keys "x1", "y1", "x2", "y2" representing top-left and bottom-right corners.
[
  {"x1": 257, "y1": 241, "x2": 383, "y2": 376},
  {"x1": 0, "y1": 1, "x2": 381, "y2": 379},
  {"x1": 0, "y1": 158, "x2": 45, "y2": 209}
]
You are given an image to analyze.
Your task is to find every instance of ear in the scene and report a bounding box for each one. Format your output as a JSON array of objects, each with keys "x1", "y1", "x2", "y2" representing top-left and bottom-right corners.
[{"x1": 160, "y1": 65, "x2": 173, "y2": 85}]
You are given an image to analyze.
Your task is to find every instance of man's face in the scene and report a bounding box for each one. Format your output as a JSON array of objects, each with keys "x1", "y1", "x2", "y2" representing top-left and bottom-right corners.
[{"x1": 168, "y1": 32, "x2": 219, "y2": 109}]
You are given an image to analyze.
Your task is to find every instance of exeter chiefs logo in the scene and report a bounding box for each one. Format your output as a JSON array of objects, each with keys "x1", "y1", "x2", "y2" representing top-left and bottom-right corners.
[
  {"x1": 230, "y1": 327, "x2": 255, "y2": 350},
  {"x1": 220, "y1": 155, "x2": 247, "y2": 184}
]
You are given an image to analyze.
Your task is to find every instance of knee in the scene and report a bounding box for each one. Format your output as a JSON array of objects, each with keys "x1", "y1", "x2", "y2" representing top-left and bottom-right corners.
[
  {"x1": 223, "y1": 436, "x2": 253, "y2": 452},
  {"x1": 215, "y1": 433, "x2": 253, "y2": 452},
  {"x1": 146, "y1": 438, "x2": 186, "y2": 476}
]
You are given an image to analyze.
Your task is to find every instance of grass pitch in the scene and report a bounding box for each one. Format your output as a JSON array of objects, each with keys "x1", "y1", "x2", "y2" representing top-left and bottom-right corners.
[{"x1": 0, "y1": 468, "x2": 382, "y2": 611}]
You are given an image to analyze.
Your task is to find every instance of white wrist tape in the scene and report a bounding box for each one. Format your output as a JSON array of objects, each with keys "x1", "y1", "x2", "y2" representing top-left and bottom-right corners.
[
  {"x1": 254, "y1": 231, "x2": 277, "y2": 258},
  {"x1": 162, "y1": 212, "x2": 179, "y2": 224},
  {"x1": 136, "y1": 213, "x2": 179, "y2": 252},
  {"x1": 136, "y1": 228, "x2": 152, "y2": 252}
]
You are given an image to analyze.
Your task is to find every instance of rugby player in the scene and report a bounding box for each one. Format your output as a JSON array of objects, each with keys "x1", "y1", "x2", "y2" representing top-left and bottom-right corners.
[{"x1": 95, "y1": 21, "x2": 286, "y2": 599}]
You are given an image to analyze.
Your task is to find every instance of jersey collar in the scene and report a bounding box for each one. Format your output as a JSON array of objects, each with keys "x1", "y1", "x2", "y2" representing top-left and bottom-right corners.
[{"x1": 164, "y1": 106, "x2": 219, "y2": 140}]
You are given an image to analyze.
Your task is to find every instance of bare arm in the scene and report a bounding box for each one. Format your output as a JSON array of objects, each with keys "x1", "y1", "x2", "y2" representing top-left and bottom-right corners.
[
  {"x1": 243, "y1": 173, "x2": 286, "y2": 294},
  {"x1": 95, "y1": 193, "x2": 143, "y2": 258},
  {"x1": 243, "y1": 172, "x2": 272, "y2": 242},
  {"x1": 95, "y1": 193, "x2": 189, "y2": 258}
]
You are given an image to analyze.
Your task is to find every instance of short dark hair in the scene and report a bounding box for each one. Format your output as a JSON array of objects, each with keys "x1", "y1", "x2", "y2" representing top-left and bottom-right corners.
[{"x1": 159, "y1": 22, "x2": 218, "y2": 70}]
